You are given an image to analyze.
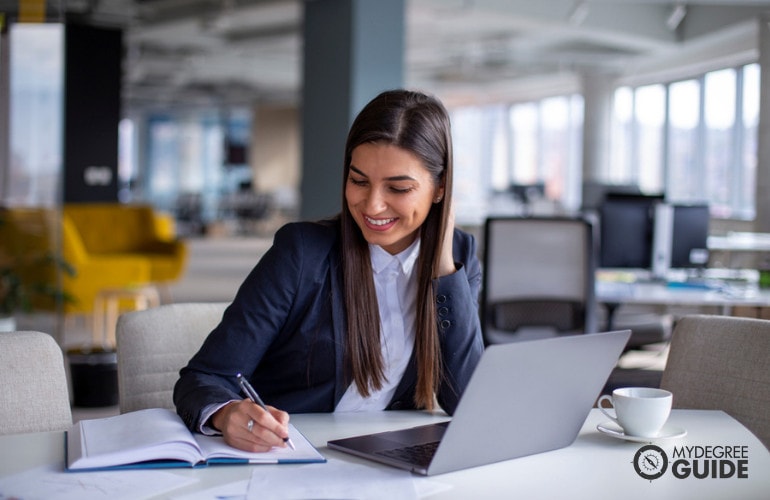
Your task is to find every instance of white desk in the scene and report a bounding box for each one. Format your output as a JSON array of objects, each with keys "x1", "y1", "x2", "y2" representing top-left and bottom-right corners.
[
  {"x1": 596, "y1": 280, "x2": 770, "y2": 310},
  {"x1": 596, "y1": 271, "x2": 770, "y2": 329},
  {"x1": 709, "y1": 232, "x2": 770, "y2": 253},
  {"x1": 709, "y1": 232, "x2": 770, "y2": 267},
  {"x1": 2, "y1": 409, "x2": 769, "y2": 499}
]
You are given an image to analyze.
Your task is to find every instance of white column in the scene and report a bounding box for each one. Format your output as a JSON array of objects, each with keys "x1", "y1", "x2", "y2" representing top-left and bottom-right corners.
[{"x1": 580, "y1": 70, "x2": 616, "y2": 201}]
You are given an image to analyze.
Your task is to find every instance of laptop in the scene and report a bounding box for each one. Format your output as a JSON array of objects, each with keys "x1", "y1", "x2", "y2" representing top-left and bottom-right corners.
[{"x1": 327, "y1": 329, "x2": 631, "y2": 475}]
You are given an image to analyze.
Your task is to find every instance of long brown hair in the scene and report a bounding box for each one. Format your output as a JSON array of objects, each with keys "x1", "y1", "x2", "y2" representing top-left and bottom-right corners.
[{"x1": 340, "y1": 89, "x2": 453, "y2": 410}]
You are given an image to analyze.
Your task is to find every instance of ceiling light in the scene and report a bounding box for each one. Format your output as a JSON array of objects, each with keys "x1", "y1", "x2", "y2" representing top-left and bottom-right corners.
[
  {"x1": 568, "y1": 1, "x2": 590, "y2": 26},
  {"x1": 666, "y1": 3, "x2": 687, "y2": 31}
]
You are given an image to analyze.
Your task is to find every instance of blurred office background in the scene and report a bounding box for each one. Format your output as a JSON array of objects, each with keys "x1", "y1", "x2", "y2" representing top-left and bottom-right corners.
[
  {"x1": 3, "y1": 1, "x2": 770, "y2": 415},
  {"x1": 4, "y1": 0, "x2": 769, "y2": 231}
]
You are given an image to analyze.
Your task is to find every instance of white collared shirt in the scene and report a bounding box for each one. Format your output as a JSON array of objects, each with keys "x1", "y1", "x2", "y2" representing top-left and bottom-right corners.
[{"x1": 335, "y1": 238, "x2": 420, "y2": 411}]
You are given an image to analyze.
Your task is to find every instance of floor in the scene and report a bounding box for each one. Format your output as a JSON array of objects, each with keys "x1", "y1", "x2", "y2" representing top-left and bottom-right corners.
[{"x1": 17, "y1": 233, "x2": 668, "y2": 423}]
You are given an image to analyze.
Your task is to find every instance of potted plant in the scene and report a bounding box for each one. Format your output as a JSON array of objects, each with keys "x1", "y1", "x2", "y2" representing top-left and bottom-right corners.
[
  {"x1": 0, "y1": 253, "x2": 76, "y2": 331},
  {"x1": 0, "y1": 208, "x2": 76, "y2": 331}
]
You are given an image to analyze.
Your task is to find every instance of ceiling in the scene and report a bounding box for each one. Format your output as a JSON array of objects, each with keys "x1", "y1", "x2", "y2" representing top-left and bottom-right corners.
[{"x1": 6, "y1": 0, "x2": 770, "y2": 111}]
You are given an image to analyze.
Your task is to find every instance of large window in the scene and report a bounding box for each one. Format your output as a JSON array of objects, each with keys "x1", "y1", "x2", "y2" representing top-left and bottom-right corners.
[
  {"x1": 143, "y1": 112, "x2": 227, "y2": 220},
  {"x1": 452, "y1": 62, "x2": 758, "y2": 225},
  {"x1": 451, "y1": 94, "x2": 584, "y2": 224},
  {"x1": 451, "y1": 104, "x2": 508, "y2": 225},
  {"x1": 667, "y1": 79, "x2": 701, "y2": 201},
  {"x1": 635, "y1": 84, "x2": 666, "y2": 194},
  {"x1": 609, "y1": 83, "x2": 666, "y2": 194},
  {"x1": 4, "y1": 24, "x2": 63, "y2": 206},
  {"x1": 740, "y1": 63, "x2": 759, "y2": 220},
  {"x1": 617, "y1": 63, "x2": 759, "y2": 219}
]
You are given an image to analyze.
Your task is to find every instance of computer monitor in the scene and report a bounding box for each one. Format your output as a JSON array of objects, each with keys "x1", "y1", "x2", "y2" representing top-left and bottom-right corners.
[
  {"x1": 581, "y1": 182, "x2": 643, "y2": 212},
  {"x1": 670, "y1": 204, "x2": 710, "y2": 269},
  {"x1": 599, "y1": 193, "x2": 664, "y2": 269},
  {"x1": 509, "y1": 183, "x2": 545, "y2": 205}
]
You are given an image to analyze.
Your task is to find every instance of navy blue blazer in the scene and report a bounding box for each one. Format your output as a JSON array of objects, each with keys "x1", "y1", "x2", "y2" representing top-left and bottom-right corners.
[{"x1": 174, "y1": 218, "x2": 484, "y2": 432}]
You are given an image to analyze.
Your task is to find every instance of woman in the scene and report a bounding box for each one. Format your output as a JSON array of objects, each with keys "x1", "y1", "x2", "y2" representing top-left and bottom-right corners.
[{"x1": 173, "y1": 89, "x2": 484, "y2": 453}]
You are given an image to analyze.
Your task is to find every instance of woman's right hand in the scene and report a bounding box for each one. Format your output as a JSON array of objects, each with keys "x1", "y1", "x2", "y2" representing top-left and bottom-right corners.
[{"x1": 210, "y1": 399, "x2": 290, "y2": 452}]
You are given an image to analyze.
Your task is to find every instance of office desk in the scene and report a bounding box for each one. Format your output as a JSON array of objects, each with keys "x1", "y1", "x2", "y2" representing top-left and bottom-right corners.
[
  {"x1": 596, "y1": 271, "x2": 770, "y2": 329},
  {"x1": 709, "y1": 232, "x2": 770, "y2": 268},
  {"x1": 596, "y1": 280, "x2": 770, "y2": 310},
  {"x1": 2, "y1": 409, "x2": 769, "y2": 499}
]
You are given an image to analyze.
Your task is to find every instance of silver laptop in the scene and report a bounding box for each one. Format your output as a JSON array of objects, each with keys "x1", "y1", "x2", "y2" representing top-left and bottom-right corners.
[{"x1": 327, "y1": 329, "x2": 631, "y2": 475}]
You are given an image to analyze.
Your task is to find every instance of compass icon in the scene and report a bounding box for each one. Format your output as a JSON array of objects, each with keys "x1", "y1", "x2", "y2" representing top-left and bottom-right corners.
[{"x1": 633, "y1": 444, "x2": 668, "y2": 480}]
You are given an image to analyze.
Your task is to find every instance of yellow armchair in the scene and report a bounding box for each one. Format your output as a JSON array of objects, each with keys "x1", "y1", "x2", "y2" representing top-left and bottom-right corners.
[
  {"x1": 63, "y1": 203, "x2": 188, "y2": 284},
  {"x1": 60, "y1": 214, "x2": 152, "y2": 313},
  {"x1": 1, "y1": 204, "x2": 187, "y2": 315}
]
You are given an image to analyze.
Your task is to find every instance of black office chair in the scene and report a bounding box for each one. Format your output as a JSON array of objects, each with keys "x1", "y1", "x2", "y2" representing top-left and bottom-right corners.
[{"x1": 480, "y1": 216, "x2": 598, "y2": 345}]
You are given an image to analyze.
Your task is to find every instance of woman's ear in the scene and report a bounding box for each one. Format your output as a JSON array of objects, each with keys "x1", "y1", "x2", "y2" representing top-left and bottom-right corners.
[{"x1": 434, "y1": 185, "x2": 445, "y2": 204}]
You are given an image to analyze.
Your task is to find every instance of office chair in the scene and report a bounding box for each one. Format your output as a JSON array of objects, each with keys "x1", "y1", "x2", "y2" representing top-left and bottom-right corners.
[
  {"x1": 481, "y1": 216, "x2": 598, "y2": 344},
  {"x1": 116, "y1": 302, "x2": 229, "y2": 413},
  {"x1": 660, "y1": 314, "x2": 770, "y2": 450},
  {"x1": 0, "y1": 331, "x2": 72, "y2": 435}
]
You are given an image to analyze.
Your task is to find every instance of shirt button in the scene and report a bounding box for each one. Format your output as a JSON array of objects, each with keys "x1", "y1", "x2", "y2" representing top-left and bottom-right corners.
[
  {"x1": 438, "y1": 306, "x2": 449, "y2": 316},
  {"x1": 440, "y1": 319, "x2": 451, "y2": 330},
  {"x1": 437, "y1": 295, "x2": 447, "y2": 304}
]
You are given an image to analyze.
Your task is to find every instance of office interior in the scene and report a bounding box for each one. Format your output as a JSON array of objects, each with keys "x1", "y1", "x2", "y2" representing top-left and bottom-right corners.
[{"x1": 2, "y1": 0, "x2": 770, "y2": 421}]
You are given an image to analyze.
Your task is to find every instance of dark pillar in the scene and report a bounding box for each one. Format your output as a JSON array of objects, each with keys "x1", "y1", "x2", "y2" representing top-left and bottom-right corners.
[
  {"x1": 757, "y1": 15, "x2": 770, "y2": 233},
  {"x1": 300, "y1": 0, "x2": 405, "y2": 220},
  {"x1": 63, "y1": 24, "x2": 122, "y2": 203}
]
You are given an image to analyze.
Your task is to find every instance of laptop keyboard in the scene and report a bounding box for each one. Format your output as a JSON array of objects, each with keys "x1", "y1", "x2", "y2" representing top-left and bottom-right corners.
[{"x1": 375, "y1": 441, "x2": 440, "y2": 468}]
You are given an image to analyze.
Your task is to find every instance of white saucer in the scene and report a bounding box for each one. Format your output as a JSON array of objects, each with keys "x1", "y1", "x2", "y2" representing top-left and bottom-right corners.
[{"x1": 597, "y1": 421, "x2": 687, "y2": 442}]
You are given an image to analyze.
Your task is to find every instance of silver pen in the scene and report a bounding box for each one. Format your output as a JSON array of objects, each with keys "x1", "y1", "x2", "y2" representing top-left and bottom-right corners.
[{"x1": 236, "y1": 373, "x2": 296, "y2": 450}]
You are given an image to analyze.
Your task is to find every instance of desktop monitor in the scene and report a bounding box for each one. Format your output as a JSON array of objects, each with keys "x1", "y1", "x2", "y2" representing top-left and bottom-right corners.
[
  {"x1": 509, "y1": 183, "x2": 545, "y2": 205},
  {"x1": 581, "y1": 182, "x2": 643, "y2": 212},
  {"x1": 670, "y1": 204, "x2": 710, "y2": 269},
  {"x1": 599, "y1": 193, "x2": 664, "y2": 269}
]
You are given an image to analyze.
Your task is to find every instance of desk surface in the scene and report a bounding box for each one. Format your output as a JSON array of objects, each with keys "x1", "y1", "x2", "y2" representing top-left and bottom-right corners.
[
  {"x1": 2, "y1": 409, "x2": 769, "y2": 499},
  {"x1": 596, "y1": 270, "x2": 770, "y2": 310},
  {"x1": 709, "y1": 232, "x2": 770, "y2": 252}
]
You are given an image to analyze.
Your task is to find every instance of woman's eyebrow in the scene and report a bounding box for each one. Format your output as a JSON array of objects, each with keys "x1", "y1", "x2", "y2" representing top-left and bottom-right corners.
[
  {"x1": 349, "y1": 165, "x2": 368, "y2": 177},
  {"x1": 349, "y1": 165, "x2": 416, "y2": 182}
]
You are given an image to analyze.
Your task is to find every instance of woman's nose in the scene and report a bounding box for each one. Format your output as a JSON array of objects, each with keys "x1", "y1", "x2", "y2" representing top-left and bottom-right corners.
[{"x1": 365, "y1": 188, "x2": 387, "y2": 212}]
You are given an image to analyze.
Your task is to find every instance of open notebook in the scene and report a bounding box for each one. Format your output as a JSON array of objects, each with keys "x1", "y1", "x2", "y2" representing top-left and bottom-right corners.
[
  {"x1": 66, "y1": 407, "x2": 325, "y2": 471},
  {"x1": 328, "y1": 330, "x2": 631, "y2": 475}
]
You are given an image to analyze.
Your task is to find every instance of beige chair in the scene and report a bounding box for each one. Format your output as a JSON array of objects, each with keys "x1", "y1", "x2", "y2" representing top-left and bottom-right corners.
[
  {"x1": 660, "y1": 314, "x2": 770, "y2": 450},
  {"x1": 116, "y1": 302, "x2": 229, "y2": 413},
  {"x1": 0, "y1": 331, "x2": 72, "y2": 435}
]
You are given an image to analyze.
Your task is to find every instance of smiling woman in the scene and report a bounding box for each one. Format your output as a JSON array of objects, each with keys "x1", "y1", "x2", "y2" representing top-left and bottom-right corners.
[
  {"x1": 345, "y1": 143, "x2": 442, "y2": 255},
  {"x1": 173, "y1": 89, "x2": 485, "y2": 454}
]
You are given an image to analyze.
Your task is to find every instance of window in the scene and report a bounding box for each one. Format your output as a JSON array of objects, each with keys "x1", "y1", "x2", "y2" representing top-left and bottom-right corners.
[
  {"x1": 739, "y1": 63, "x2": 759, "y2": 220},
  {"x1": 610, "y1": 86, "x2": 633, "y2": 183},
  {"x1": 611, "y1": 84, "x2": 665, "y2": 193},
  {"x1": 5, "y1": 24, "x2": 63, "y2": 206},
  {"x1": 704, "y1": 68, "x2": 737, "y2": 216},
  {"x1": 144, "y1": 112, "x2": 226, "y2": 221},
  {"x1": 615, "y1": 63, "x2": 758, "y2": 219},
  {"x1": 667, "y1": 79, "x2": 701, "y2": 201},
  {"x1": 450, "y1": 95, "x2": 584, "y2": 223},
  {"x1": 451, "y1": 104, "x2": 509, "y2": 225},
  {"x1": 634, "y1": 85, "x2": 665, "y2": 194}
]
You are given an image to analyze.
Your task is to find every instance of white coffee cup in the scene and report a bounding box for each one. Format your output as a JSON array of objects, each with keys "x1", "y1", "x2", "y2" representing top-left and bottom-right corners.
[{"x1": 598, "y1": 387, "x2": 672, "y2": 438}]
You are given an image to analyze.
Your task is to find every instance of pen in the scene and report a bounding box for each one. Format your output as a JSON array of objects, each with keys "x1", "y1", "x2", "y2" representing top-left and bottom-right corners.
[{"x1": 236, "y1": 373, "x2": 296, "y2": 450}]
